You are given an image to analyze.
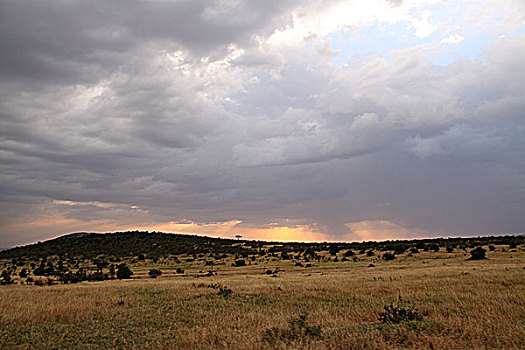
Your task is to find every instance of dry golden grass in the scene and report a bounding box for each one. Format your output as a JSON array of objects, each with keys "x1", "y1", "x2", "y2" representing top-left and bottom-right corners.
[{"x1": 1, "y1": 247, "x2": 524, "y2": 349}]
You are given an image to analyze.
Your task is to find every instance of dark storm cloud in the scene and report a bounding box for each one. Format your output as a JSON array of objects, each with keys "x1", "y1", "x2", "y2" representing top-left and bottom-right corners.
[
  {"x1": 0, "y1": 0, "x2": 524, "y2": 246},
  {"x1": 0, "y1": 0, "x2": 296, "y2": 82}
]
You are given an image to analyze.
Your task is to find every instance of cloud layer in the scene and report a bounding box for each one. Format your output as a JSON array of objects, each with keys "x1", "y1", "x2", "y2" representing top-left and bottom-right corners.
[{"x1": 1, "y1": 0, "x2": 524, "y2": 246}]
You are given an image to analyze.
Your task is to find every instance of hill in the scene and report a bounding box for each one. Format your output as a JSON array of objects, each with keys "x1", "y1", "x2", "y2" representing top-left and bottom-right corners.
[
  {"x1": 0, "y1": 231, "x2": 257, "y2": 260},
  {"x1": 0, "y1": 230, "x2": 523, "y2": 260}
]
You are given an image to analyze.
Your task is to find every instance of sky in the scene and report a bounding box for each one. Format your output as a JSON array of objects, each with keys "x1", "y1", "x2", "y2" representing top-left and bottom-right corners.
[{"x1": 1, "y1": 0, "x2": 524, "y2": 247}]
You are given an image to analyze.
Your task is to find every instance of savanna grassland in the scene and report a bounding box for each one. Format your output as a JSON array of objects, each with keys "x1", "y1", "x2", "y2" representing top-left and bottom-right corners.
[{"x1": 0, "y1": 234, "x2": 524, "y2": 349}]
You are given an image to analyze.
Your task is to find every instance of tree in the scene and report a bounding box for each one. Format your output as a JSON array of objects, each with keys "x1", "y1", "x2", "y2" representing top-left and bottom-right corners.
[
  {"x1": 18, "y1": 268, "x2": 28, "y2": 278},
  {"x1": 235, "y1": 235, "x2": 242, "y2": 240},
  {"x1": 116, "y1": 264, "x2": 133, "y2": 279},
  {"x1": 232, "y1": 259, "x2": 246, "y2": 267},
  {"x1": 148, "y1": 269, "x2": 162, "y2": 278},
  {"x1": 467, "y1": 247, "x2": 486, "y2": 260},
  {"x1": 1, "y1": 270, "x2": 14, "y2": 285},
  {"x1": 394, "y1": 245, "x2": 407, "y2": 255},
  {"x1": 344, "y1": 250, "x2": 355, "y2": 257},
  {"x1": 410, "y1": 247, "x2": 419, "y2": 254},
  {"x1": 382, "y1": 252, "x2": 396, "y2": 261},
  {"x1": 94, "y1": 259, "x2": 109, "y2": 273}
]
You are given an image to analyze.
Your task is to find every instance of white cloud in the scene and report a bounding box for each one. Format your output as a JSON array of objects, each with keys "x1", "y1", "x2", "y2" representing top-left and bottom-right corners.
[
  {"x1": 411, "y1": 9, "x2": 436, "y2": 38},
  {"x1": 440, "y1": 33, "x2": 464, "y2": 45}
]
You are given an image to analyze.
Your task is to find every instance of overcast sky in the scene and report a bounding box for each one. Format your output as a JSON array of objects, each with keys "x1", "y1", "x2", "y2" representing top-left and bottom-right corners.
[{"x1": 1, "y1": 0, "x2": 524, "y2": 246}]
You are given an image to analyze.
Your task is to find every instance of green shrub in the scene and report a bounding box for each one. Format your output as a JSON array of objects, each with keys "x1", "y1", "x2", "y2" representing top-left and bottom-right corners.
[
  {"x1": 263, "y1": 313, "x2": 322, "y2": 344},
  {"x1": 379, "y1": 303, "x2": 423, "y2": 324}
]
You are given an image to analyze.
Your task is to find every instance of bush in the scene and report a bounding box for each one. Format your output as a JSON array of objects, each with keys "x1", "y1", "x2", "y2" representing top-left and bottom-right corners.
[
  {"x1": 488, "y1": 245, "x2": 495, "y2": 251},
  {"x1": 382, "y1": 252, "x2": 396, "y2": 261},
  {"x1": 0, "y1": 270, "x2": 14, "y2": 285},
  {"x1": 34, "y1": 279, "x2": 45, "y2": 286},
  {"x1": 232, "y1": 259, "x2": 246, "y2": 267},
  {"x1": 58, "y1": 271, "x2": 85, "y2": 284},
  {"x1": 467, "y1": 247, "x2": 487, "y2": 260},
  {"x1": 32, "y1": 266, "x2": 45, "y2": 276},
  {"x1": 366, "y1": 250, "x2": 375, "y2": 257},
  {"x1": 217, "y1": 286, "x2": 232, "y2": 297},
  {"x1": 263, "y1": 313, "x2": 322, "y2": 344},
  {"x1": 429, "y1": 243, "x2": 440, "y2": 252},
  {"x1": 379, "y1": 303, "x2": 423, "y2": 324},
  {"x1": 148, "y1": 269, "x2": 162, "y2": 278},
  {"x1": 116, "y1": 264, "x2": 133, "y2": 279},
  {"x1": 176, "y1": 267, "x2": 184, "y2": 274},
  {"x1": 344, "y1": 250, "x2": 355, "y2": 257},
  {"x1": 87, "y1": 271, "x2": 108, "y2": 281},
  {"x1": 394, "y1": 245, "x2": 407, "y2": 254}
]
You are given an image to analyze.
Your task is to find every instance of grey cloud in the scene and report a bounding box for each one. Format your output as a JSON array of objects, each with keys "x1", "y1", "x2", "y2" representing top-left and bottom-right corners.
[
  {"x1": 0, "y1": 0, "x2": 297, "y2": 83},
  {"x1": 1, "y1": 1, "x2": 524, "y2": 246}
]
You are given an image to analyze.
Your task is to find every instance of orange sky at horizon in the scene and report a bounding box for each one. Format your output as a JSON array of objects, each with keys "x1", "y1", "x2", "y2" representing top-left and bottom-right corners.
[{"x1": 2, "y1": 209, "x2": 439, "y2": 247}]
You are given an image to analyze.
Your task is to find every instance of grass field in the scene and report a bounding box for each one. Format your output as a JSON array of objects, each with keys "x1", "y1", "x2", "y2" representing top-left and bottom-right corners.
[{"x1": 1, "y1": 247, "x2": 524, "y2": 349}]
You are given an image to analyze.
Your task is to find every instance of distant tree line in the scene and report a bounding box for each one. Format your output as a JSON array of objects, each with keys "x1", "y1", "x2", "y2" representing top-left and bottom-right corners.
[{"x1": 0, "y1": 231, "x2": 522, "y2": 262}]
